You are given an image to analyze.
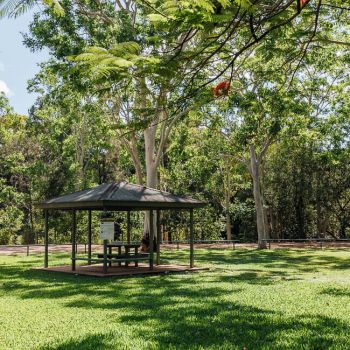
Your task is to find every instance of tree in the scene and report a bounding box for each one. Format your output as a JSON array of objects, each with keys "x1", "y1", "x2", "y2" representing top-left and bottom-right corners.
[
  {"x1": 259, "y1": 37, "x2": 350, "y2": 240},
  {"x1": 28, "y1": 64, "x2": 124, "y2": 191},
  {"x1": 207, "y1": 47, "x2": 308, "y2": 247},
  {"x1": 0, "y1": 94, "x2": 34, "y2": 243},
  {"x1": 1, "y1": 0, "x2": 350, "y2": 245},
  {"x1": 13, "y1": 0, "x2": 348, "y2": 187}
]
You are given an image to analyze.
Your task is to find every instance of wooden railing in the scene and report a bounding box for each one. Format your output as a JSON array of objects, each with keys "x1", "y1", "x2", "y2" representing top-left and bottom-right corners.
[{"x1": 262, "y1": 238, "x2": 350, "y2": 249}]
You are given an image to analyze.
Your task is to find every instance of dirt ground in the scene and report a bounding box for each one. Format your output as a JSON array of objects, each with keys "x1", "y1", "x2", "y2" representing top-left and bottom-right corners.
[
  {"x1": 1, "y1": 241, "x2": 350, "y2": 256},
  {"x1": 0, "y1": 243, "x2": 241, "y2": 256},
  {"x1": 0, "y1": 244, "x2": 100, "y2": 256}
]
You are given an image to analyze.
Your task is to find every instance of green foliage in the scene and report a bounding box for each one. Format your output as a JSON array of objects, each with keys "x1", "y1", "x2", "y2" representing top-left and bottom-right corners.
[
  {"x1": 0, "y1": 97, "x2": 30, "y2": 244},
  {"x1": 0, "y1": 181, "x2": 24, "y2": 244},
  {"x1": 42, "y1": 0, "x2": 64, "y2": 16},
  {"x1": 234, "y1": 0, "x2": 252, "y2": 10},
  {"x1": 148, "y1": 13, "x2": 169, "y2": 23}
]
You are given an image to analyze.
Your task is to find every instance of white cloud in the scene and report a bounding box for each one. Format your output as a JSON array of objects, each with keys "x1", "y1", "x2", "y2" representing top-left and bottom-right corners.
[{"x1": 0, "y1": 80, "x2": 12, "y2": 96}]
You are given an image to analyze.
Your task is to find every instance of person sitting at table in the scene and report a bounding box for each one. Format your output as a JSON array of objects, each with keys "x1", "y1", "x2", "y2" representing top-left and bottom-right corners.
[{"x1": 141, "y1": 232, "x2": 157, "y2": 252}]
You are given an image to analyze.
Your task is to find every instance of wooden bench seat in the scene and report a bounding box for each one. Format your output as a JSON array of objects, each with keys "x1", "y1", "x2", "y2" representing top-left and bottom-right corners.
[
  {"x1": 95, "y1": 252, "x2": 149, "y2": 268},
  {"x1": 96, "y1": 253, "x2": 149, "y2": 259},
  {"x1": 72, "y1": 255, "x2": 149, "y2": 263}
]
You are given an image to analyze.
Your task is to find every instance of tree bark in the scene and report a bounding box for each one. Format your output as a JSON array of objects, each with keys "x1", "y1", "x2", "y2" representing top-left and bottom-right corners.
[
  {"x1": 249, "y1": 145, "x2": 267, "y2": 249},
  {"x1": 224, "y1": 189, "x2": 232, "y2": 240},
  {"x1": 226, "y1": 211, "x2": 232, "y2": 241},
  {"x1": 262, "y1": 194, "x2": 270, "y2": 239},
  {"x1": 223, "y1": 157, "x2": 232, "y2": 241},
  {"x1": 143, "y1": 122, "x2": 158, "y2": 234},
  {"x1": 130, "y1": 134, "x2": 143, "y2": 185}
]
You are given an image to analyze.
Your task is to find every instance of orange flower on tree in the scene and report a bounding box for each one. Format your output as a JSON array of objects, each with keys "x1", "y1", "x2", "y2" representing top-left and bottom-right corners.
[
  {"x1": 297, "y1": 0, "x2": 310, "y2": 12},
  {"x1": 212, "y1": 80, "x2": 230, "y2": 98}
]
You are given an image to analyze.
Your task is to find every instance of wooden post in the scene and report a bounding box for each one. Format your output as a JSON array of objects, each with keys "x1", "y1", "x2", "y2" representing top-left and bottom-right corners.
[
  {"x1": 44, "y1": 210, "x2": 49, "y2": 268},
  {"x1": 108, "y1": 245, "x2": 112, "y2": 267},
  {"x1": 135, "y1": 246, "x2": 139, "y2": 267},
  {"x1": 127, "y1": 211, "x2": 131, "y2": 244},
  {"x1": 72, "y1": 210, "x2": 76, "y2": 271},
  {"x1": 190, "y1": 209, "x2": 194, "y2": 268},
  {"x1": 156, "y1": 209, "x2": 161, "y2": 265},
  {"x1": 103, "y1": 240, "x2": 108, "y2": 274},
  {"x1": 149, "y1": 210, "x2": 154, "y2": 270},
  {"x1": 88, "y1": 210, "x2": 92, "y2": 265}
]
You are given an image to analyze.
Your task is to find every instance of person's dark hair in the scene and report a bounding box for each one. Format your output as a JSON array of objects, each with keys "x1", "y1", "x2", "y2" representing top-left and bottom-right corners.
[{"x1": 141, "y1": 233, "x2": 156, "y2": 251}]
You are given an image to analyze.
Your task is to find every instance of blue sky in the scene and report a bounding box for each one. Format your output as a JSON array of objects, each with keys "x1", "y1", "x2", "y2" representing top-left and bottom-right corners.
[{"x1": 0, "y1": 11, "x2": 49, "y2": 114}]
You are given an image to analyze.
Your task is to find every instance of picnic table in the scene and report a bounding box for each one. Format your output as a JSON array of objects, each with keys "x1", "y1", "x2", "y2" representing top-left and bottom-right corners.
[
  {"x1": 107, "y1": 243, "x2": 141, "y2": 267},
  {"x1": 96, "y1": 242, "x2": 150, "y2": 273}
]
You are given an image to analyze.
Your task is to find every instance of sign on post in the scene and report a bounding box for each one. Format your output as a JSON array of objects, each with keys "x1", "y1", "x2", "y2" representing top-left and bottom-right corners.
[{"x1": 99, "y1": 221, "x2": 114, "y2": 240}]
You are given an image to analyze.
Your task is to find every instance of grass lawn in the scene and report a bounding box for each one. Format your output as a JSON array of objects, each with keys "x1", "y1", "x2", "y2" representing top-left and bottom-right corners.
[{"x1": 1, "y1": 248, "x2": 350, "y2": 350}]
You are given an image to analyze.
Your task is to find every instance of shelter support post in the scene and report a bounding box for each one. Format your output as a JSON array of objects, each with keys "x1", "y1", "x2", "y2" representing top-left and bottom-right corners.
[
  {"x1": 149, "y1": 210, "x2": 154, "y2": 270},
  {"x1": 72, "y1": 210, "x2": 76, "y2": 271},
  {"x1": 103, "y1": 240, "x2": 108, "y2": 274},
  {"x1": 156, "y1": 209, "x2": 161, "y2": 265},
  {"x1": 127, "y1": 211, "x2": 131, "y2": 244},
  {"x1": 190, "y1": 208, "x2": 194, "y2": 268},
  {"x1": 88, "y1": 210, "x2": 92, "y2": 265},
  {"x1": 44, "y1": 210, "x2": 49, "y2": 268}
]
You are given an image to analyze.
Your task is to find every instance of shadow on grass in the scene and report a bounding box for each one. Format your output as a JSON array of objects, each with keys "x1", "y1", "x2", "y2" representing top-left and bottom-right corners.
[
  {"x1": 321, "y1": 286, "x2": 350, "y2": 297},
  {"x1": 1, "y1": 249, "x2": 350, "y2": 349},
  {"x1": 37, "y1": 302, "x2": 349, "y2": 350},
  {"x1": 1, "y1": 249, "x2": 350, "y2": 300},
  {"x1": 190, "y1": 248, "x2": 350, "y2": 272},
  {"x1": 41, "y1": 333, "x2": 114, "y2": 350}
]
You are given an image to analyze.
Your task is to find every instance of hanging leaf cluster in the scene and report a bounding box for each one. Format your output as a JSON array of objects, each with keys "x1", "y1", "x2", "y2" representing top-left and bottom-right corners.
[{"x1": 68, "y1": 42, "x2": 161, "y2": 80}]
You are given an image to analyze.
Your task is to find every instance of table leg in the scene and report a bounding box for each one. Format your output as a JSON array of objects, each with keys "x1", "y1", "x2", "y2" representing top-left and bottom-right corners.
[
  {"x1": 118, "y1": 246, "x2": 121, "y2": 266},
  {"x1": 135, "y1": 247, "x2": 138, "y2": 267}
]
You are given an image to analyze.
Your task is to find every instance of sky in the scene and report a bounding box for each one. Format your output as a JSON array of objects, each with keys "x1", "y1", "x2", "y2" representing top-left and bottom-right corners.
[{"x1": 0, "y1": 11, "x2": 49, "y2": 114}]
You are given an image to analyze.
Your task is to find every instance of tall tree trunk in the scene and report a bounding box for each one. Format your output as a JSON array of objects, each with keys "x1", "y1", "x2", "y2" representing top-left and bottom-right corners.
[
  {"x1": 130, "y1": 135, "x2": 143, "y2": 185},
  {"x1": 262, "y1": 195, "x2": 270, "y2": 239},
  {"x1": 28, "y1": 187, "x2": 36, "y2": 244},
  {"x1": 270, "y1": 208, "x2": 276, "y2": 239},
  {"x1": 223, "y1": 160, "x2": 232, "y2": 240},
  {"x1": 224, "y1": 190, "x2": 232, "y2": 240},
  {"x1": 316, "y1": 171, "x2": 324, "y2": 237},
  {"x1": 143, "y1": 124, "x2": 158, "y2": 234},
  {"x1": 74, "y1": 112, "x2": 88, "y2": 190},
  {"x1": 249, "y1": 145, "x2": 267, "y2": 249},
  {"x1": 130, "y1": 81, "x2": 190, "y2": 237},
  {"x1": 226, "y1": 211, "x2": 232, "y2": 241}
]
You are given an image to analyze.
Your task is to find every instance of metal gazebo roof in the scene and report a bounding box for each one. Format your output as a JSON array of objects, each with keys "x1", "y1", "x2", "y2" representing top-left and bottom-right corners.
[{"x1": 36, "y1": 182, "x2": 206, "y2": 210}]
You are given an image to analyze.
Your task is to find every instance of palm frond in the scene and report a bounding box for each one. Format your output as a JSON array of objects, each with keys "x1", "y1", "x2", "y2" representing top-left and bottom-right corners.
[
  {"x1": 109, "y1": 42, "x2": 140, "y2": 56},
  {"x1": 0, "y1": 0, "x2": 63, "y2": 18},
  {"x1": 0, "y1": 0, "x2": 35, "y2": 18}
]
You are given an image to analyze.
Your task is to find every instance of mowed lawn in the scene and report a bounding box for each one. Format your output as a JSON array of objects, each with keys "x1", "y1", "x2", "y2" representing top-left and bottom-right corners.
[{"x1": 1, "y1": 249, "x2": 350, "y2": 350}]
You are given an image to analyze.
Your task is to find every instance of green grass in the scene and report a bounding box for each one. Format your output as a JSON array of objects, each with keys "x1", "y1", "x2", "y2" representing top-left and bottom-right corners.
[{"x1": 1, "y1": 249, "x2": 350, "y2": 350}]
